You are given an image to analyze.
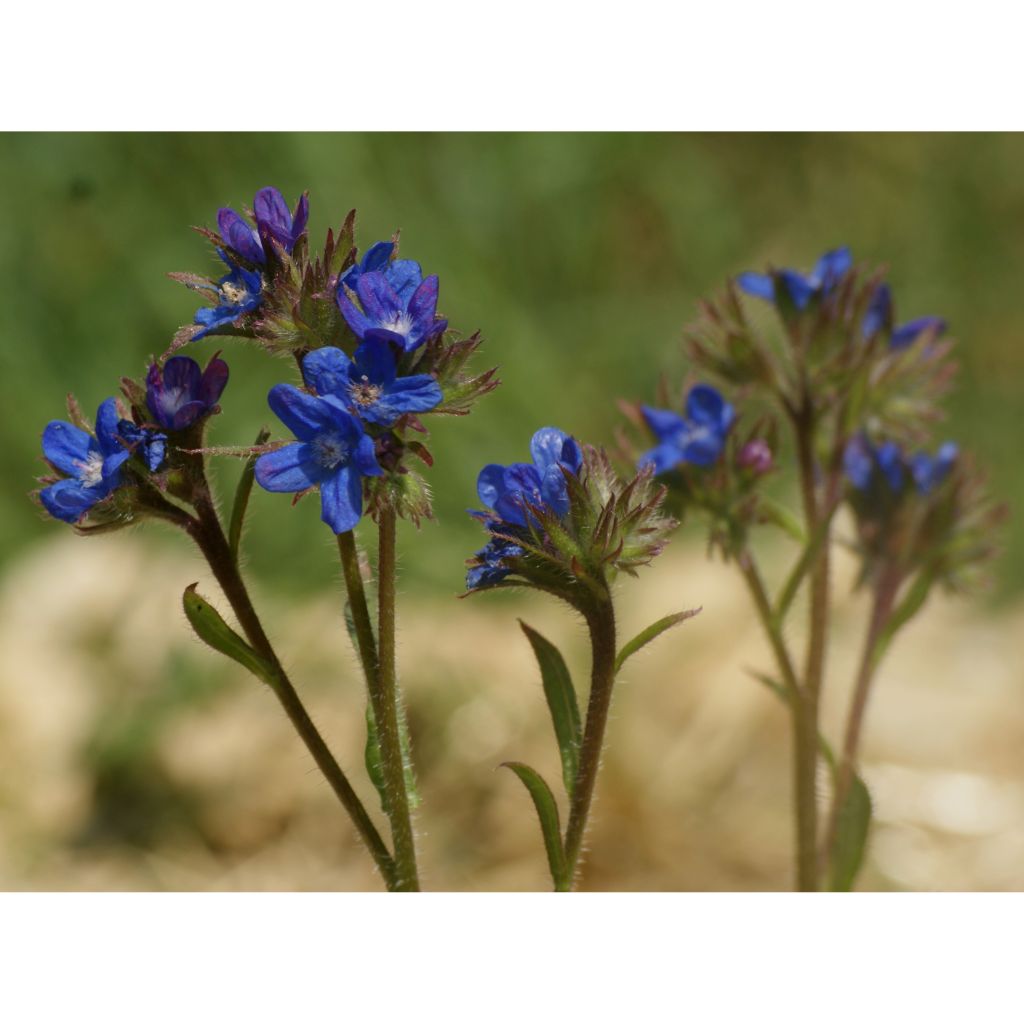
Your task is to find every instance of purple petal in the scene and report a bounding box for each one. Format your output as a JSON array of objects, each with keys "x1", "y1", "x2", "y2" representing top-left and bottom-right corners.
[
  {"x1": 319, "y1": 466, "x2": 363, "y2": 533},
  {"x1": 216, "y1": 207, "x2": 264, "y2": 264},
  {"x1": 407, "y1": 275, "x2": 439, "y2": 324},
  {"x1": 162, "y1": 356, "x2": 203, "y2": 399},
  {"x1": 337, "y1": 289, "x2": 371, "y2": 337},
  {"x1": 199, "y1": 356, "x2": 230, "y2": 407},
  {"x1": 357, "y1": 271, "x2": 402, "y2": 323},
  {"x1": 302, "y1": 346, "x2": 353, "y2": 399},
  {"x1": 254, "y1": 442, "x2": 326, "y2": 493},
  {"x1": 291, "y1": 193, "x2": 309, "y2": 239},
  {"x1": 42, "y1": 420, "x2": 94, "y2": 475},
  {"x1": 253, "y1": 187, "x2": 291, "y2": 235},
  {"x1": 171, "y1": 401, "x2": 207, "y2": 431}
]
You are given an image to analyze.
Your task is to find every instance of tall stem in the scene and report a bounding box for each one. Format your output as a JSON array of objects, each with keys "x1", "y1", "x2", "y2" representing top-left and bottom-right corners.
[
  {"x1": 562, "y1": 593, "x2": 617, "y2": 890},
  {"x1": 822, "y1": 576, "x2": 898, "y2": 866},
  {"x1": 188, "y1": 492, "x2": 396, "y2": 888},
  {"x1": 372, "y1": 506, "x2": 421, "y2": 892}
]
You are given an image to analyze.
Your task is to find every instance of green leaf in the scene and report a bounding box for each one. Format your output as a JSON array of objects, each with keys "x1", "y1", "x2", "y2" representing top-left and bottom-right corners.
[
  {"x1": 395, "y1": 693, "x2": 421, "y2": 811},
  {"x1": 182, "y1": 584, "x2": 277, "y2": 688},
  {"x1": 519, "y1": 621, "x2": 581, "y2": 796},
  {"x1": 364, "y1": 702, "x2": 388, "y2": 814},
  {"x1": 501, "y1": 762, "x2": 567, "y2": 890},
  {"x1": 759, "y1": 497, "x2": 806, "y2": 544},
  {"x1": 614, "y1": 608, "x2": 701, "y2": 674},
  {"x1": 879, "y1": 570, "x2": 934, "y2": 653},
  {"x1": 828, "y1": 771, "x2": 873, "y2": 892},
  {"x1": 228, "y1": 427, "x2": 271, "y2": 564}
]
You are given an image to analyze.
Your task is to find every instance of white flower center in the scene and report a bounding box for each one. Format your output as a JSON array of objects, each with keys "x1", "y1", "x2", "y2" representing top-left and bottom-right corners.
[
  {"x1": 77, "y1": 452, "x2": 105, "y2": 487},
  {"x1": 348, "y1": 375, "x2": 383, "y2": 407},
  {"x1": 221, "y1": 281, "x2": 250, "y2": 305},
  {"x1": 312, "y1": 432, "x2": 350, "y2": 470},
  {"x1": 382, "y1": 312, "x2": 414, "y2": 337}
]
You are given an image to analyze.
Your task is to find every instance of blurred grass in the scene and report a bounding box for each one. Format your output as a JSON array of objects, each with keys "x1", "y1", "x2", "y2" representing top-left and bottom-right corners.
[{"x1": 1, "y1": 133, "x2": 1020, "y2": 598}]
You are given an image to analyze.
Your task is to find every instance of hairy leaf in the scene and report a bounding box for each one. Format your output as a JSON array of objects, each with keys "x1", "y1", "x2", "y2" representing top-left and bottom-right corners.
[
  {"x1": 614, "y1": 608, "x2": 701, "y2": 674},
  {"x1": 501, "y1": 762, "x2": 567, "y2": 890}
]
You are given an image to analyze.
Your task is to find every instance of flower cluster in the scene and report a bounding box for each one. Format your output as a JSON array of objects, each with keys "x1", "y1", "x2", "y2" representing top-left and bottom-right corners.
[{"x1": 638, "y1": 385, "x2": 735, "y2": 474}]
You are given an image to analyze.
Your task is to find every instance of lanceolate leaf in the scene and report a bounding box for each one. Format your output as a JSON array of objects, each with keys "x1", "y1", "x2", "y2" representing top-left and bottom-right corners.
[
  {"x1": 182, "y1": 584, "x2": 277, "y2": 689},
  {"x1": 501, "y1": 762, "x2": 567, "y2": 890},
  {"x1": 364, "y1": 702, "x2": 388, "y2": 814},
  {"x1": 828, "y1": 771, "x2": 873, "y2": 892},
  {"x1": 519, "y1": 621, "x2": 581, "y2": 796},
  {"x1": 614, "y1": 608, "x2": 701, "y2": 674}
]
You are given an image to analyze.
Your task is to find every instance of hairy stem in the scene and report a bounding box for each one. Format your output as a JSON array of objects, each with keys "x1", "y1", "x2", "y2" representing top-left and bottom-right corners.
[
  {"x1": 187, "y1": 490, "x2": 396, "y2": 888},
  {"x1": 562, "y1": 593, "x2": 617, "y2": 891},
  {"x1": 372, "y1": 506, "x2": 421, "y2": 892}
]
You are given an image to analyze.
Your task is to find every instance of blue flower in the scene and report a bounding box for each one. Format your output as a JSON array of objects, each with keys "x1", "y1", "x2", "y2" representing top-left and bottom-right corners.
[
  {"x1": 737, "y1": 247, "x2": 852, "y2": 310},
  {"x1": 466, "y1": 535, "x2": 525, "y2": 590},
  {"x1": 339, "y1": 241, "x2": 423, "y2": 305},
  {"x1": 337, "y1": 268, "x2": 447, "y2": 353},
  {"x1": 216, "y1": 186, "x2": 309, "y2": 265},
  {"x1": 862, "y1": 284, "x2": 947, "y2": 349},
  {"x1": 193, "y1": 250, "x2": 263, "y2": 340},
  {"x1": 844, "y1": 435, "x2": 956, "y2": 496},
  {"x1": 117, "y1": 421, "x2": 167, "y2": 472},
  {"x1": 147, "y1": 354, "x2": 230, "y2": 431},
  {"x1": 301, "y1": 341, "x2": 442, "y2": 427},
  {"x1": 254, "y1": 385, "x2": 383, "y2": 534},
  {"x1": 39, "y1": 398, "x2": 132, "y2": 523},
  {"x1": 638, "y1": 384, "x2": 735, "y2": 474},
  {"x1": 475, "y1": 427, "x2": 583, "y2": 529}
]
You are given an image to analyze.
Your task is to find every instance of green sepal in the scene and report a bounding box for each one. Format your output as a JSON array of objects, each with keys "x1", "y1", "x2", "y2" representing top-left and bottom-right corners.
[
  {"x1": 614, "y1": 608, "x2": 701, "y2": 674},
  {"x1": 228, "y1": 427, "x2": 270, "y2": 564},
  {"x1": 182, "y1": 584, "x2": 277, "y2": 689},
  {"x1": 501, "y1": 762, "x2": 568, "y2": 890},
  {"x1": 519, "y1": 621, "x2": 581, "y2": 796},
  {"x1": 827, "y1": 769, "x2": 872, "y2": 892}
]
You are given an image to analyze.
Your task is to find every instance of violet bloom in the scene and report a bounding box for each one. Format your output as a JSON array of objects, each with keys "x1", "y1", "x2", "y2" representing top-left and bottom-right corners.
[
  {"x1": 39, "y1": 398, "x2": 132, "y2": 523},
  {"x1": 466, "y1": 536, "x2": 525, "y2": 590},
  {"x1": 146, "y1": 354, "x2": 229, "y2": 431},
  {"x1": 193, "y1": 250, "x2": 262, "y2": 340},
  {"x1": 862, "y1": 284, "x2": 947, "y2": 349},
  {"x1": 340, "y1": 241, "x2": 424, "y2": 305},
  {"x1": 216, "y1": 186, "x2": 309, "y2": 265},
  {"x1": 738, "y1": 438, "x2": 773, "y2": 474},
  {"x1": 254, "y1": 385, "x2": 383, "y2": 534},
  {"x1": 910, "y1": 443, "x2": 958, "y2": 495},
  {"x1": 476, "y1": 427, "x2": 583, "y2": 529},
  {"x1": 337, "y1": 269, "x2": 447, "y2": 353},
  {"x1": 302, "y1": 341, "x2": 442, "y2": 427},
  {"x1": 639, "y1": 385, "x2": 735, "y2": 475},
  {"x1": 737, "y1": 247, "x2": 852, "y2": 310}
]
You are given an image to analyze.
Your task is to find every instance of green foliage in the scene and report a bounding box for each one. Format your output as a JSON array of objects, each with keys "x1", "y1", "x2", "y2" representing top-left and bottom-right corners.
[{"x1": 501, "y1": 762, "x2": 568, "y2": 890}]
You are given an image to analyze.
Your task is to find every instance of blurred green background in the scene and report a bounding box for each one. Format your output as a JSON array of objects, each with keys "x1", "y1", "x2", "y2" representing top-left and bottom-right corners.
[
  {"x1": 1, "y1": 134, "x2": 1022, "y2": 892},
  {"x1": 1, "y1": 133, "x2": 1020, "y2": 597}
]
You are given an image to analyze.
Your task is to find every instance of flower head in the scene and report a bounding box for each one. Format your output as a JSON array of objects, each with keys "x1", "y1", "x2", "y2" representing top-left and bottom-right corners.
[
  {"x1": 193, "y1": 250, "x2": 263, "y2": 340},
  {"x1": 216, "y1": 186, "x2": 309, "y2": 265},
  {"x1": 38, "y1": 398, "x2": 133, "y2": 523},
  {"x1": 337, "y1": 266, "x2": 447, "y2": 353},
  {"x1": 117, "y1": 421, "x2": 167, "y2": 473},
  {"x1": 301, "y1": 341, "x2": 442, "y2": 427},
  {"x1": 844, "y1": 434, "x2": 957, "y2": 497},
  {"x1": 737, "y1": 438, "x2": 773, "y2": 474},
  {"x1": 476, "y1": 427, "x2": 583, "y2": 529},
  {"x1": 254, "y1": 384, "x2": 383, "y2": 534},
  {"x1": 737, "y1": 246, "x2": 852, "y2": 310},
  {"x1": 146, "y1": 354, "x2": 229, "y2": 431},
  {"x1": 339, "y1": 241, "x2": 423, "y2": 305},
  {"x1": 465, "y1": 535, "x2": 525, "y2": 590},
  {"x1": 638, "y1": 384, "x2": 735, "y2": 475},
  {"x1": 862, "y1": 284, "x2": 947, "y2": 349}
]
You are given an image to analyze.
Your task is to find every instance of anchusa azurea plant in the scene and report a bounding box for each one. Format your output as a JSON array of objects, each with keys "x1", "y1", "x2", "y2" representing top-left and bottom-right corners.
[
  {"x1": 33, "y1": 186, "x2": 498, "y2": 892},
  {"x1": 622, "y1": 246, "x2": 1004, "y2": 890},
  {"x1": 464, "y1": 428, "x2": 694, "y2": 890}
]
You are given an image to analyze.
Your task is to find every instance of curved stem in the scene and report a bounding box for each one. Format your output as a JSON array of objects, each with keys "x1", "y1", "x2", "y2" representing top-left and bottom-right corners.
[
  {"x1": 187, "y1": 490, "x2": 396, "y2": 888},
  {"x1": 372, "y1": 506, "x2": 421, "y2": 892},
  {"x1": 562, "y1": 593, "x2": 617, "y2": 890},
  {"x1": 737, "y1": 551, "x2": 800, "y2": 696}
]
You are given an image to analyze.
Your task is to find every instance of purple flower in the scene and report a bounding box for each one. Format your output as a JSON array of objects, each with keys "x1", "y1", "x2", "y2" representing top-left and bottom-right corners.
[
  {"x1": 337, "y1": 268, "x2": 447, "y2": 353},
  {"x1": 863, "y1": 284, "x2": 947, "y2": 349},
  {"x1": 475, "y1": 427, "x2": 583, "y2": 529},
  {"x1": 466, "y1": 536, "x2": 525, "y2": 590},
  {"x1": 38, "y1": 399, "x2": 133, "y2": 523},
  {"x1": 302, "y1": 341, "x2": 442, "y2": 427},
  {"x1": 117, "y1": 421, "x2": 167, "y2": 472},
  {"x1": 639, "y1": 384, "x2": 735, "y2": 475},
  {"x1": 254, "y1": 385, "x2": 383, "y2": 534},
  {"x1": 193, "y1": 250, "x2": 262, "y2": 340},
  {"x1": 216, "y1": 186, "x2": 309, "y2": 265},
  {"x1": 737, "y1": 438, "x2": 773, "y2": 474},
  {"x1": 738, "y1": 247, "x2": 852, "y2": 310},
  {"x1": 146, "y1": 354, "x2": 229, "y2": 431},
  {"x1": 339, "y1": 241, "x2": 423, "y2": 305}
]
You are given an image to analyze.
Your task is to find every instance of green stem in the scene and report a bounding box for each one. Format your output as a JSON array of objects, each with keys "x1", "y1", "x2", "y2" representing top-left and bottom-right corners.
[
  {"x1": 187, "y1": 491, "x2": 396, "y2": 888},
  {"x1": 562, "y1": 592, "x2": 617, "y2": 890},
  {"x1": 337, "y1": 531, "x2": 380, "y2": 692},
  {"x1": 372, "y1": 506, "x2": 421, "y2": 892},
  {"x1": 738, "y1": 551, "x2": 800, "y2": 696}
]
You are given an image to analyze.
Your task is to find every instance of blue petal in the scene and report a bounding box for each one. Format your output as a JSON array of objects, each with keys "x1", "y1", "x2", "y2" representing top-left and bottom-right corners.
[
  {"x1": 862, "y1": 284, "x2": 892, "y2": 339},
  {"x1": 408, "y1": 274, "x2": 439, "y2": 323},
  {"x1": 94, "y1": 399, "x2": 123, "y2": 455},
  {"x1": 39, "y1": 478, "x2": 106, "y2": 523},
  {"x1": 366, "y1": 375, "x2": 443, "y2": 426},
  {"x1": 640, "y1": 405, "x2": 687, "y2": 443},
  {"x1": 302, "y1": 346, "x2": 353, "y2": 399},
  {"x1": 102, "y1": 448, "x2": 131, "y2": 485},
  {"x1": 891, "y1": 316, "x2": 946, "y2": 350},
  {"x1": 352, "y1": 337, "x2": 398, "y2": 388},
  {"x1": 42, "y1": 420, "x2": 94, "y2": 476},
  {"x1": 357, "y1": 272, "x2": 402, "y2": 323},
  {"x1": 686, "y1": 385, "x2": 734, "y2": 433},
  {"x1": 530, "y1": 427, "x2": 575, "y2": 476},
  {"x1": 779, "y1": 270, "x2": 815, "y2": 310},
  {"x1": 216, "y1": 207, "x2": 264, "y2": 264},
  {"x1": 679, "y1": 427, "x2": 726, "y2": 467},
  {"x1": 876, "y1": 442, "x2": 905, "y2": 492},
  {"x1": 353, "y1": 433, "x2": 383, "y2": 477},
  {"x1": 253, "y1": 187, "x2": 291, "y2": 238},
  {"x1": 319, "y1": 466, "x2": 363, "y2": 533},
  {"x1": 268, "y1": 385, "x2": 340, "y2": 442},
  {"x1": 540, "y1": 465, "x2": 570, "y2": 517},
  {"x1": 736, "y1": 271, "x2": 775, "y2": 300},
  {"x1": 811, "y1": 247, "x2": 853, "y2": 291},
  {"x1": 254, "y1": 442, "x2": 326, "y2": 492},
  {"x1": 337, "y1": 289, "x2": 371, "y2": 338},
  {"x1": 362, "y1": 240, "x2": 396, "y2": 272},
  {"x1": 477, "y1": 464, "x2": 506, "y2": 509},
  {"x1": 387, "y1": 259, "x2": 423, "y2": 304},
  {"x1": 638, "y1": 442, "x2": 684, "y2": 476},
  {"x1": 843, "y1": 437, "x2": 874, "y2": 490}
]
